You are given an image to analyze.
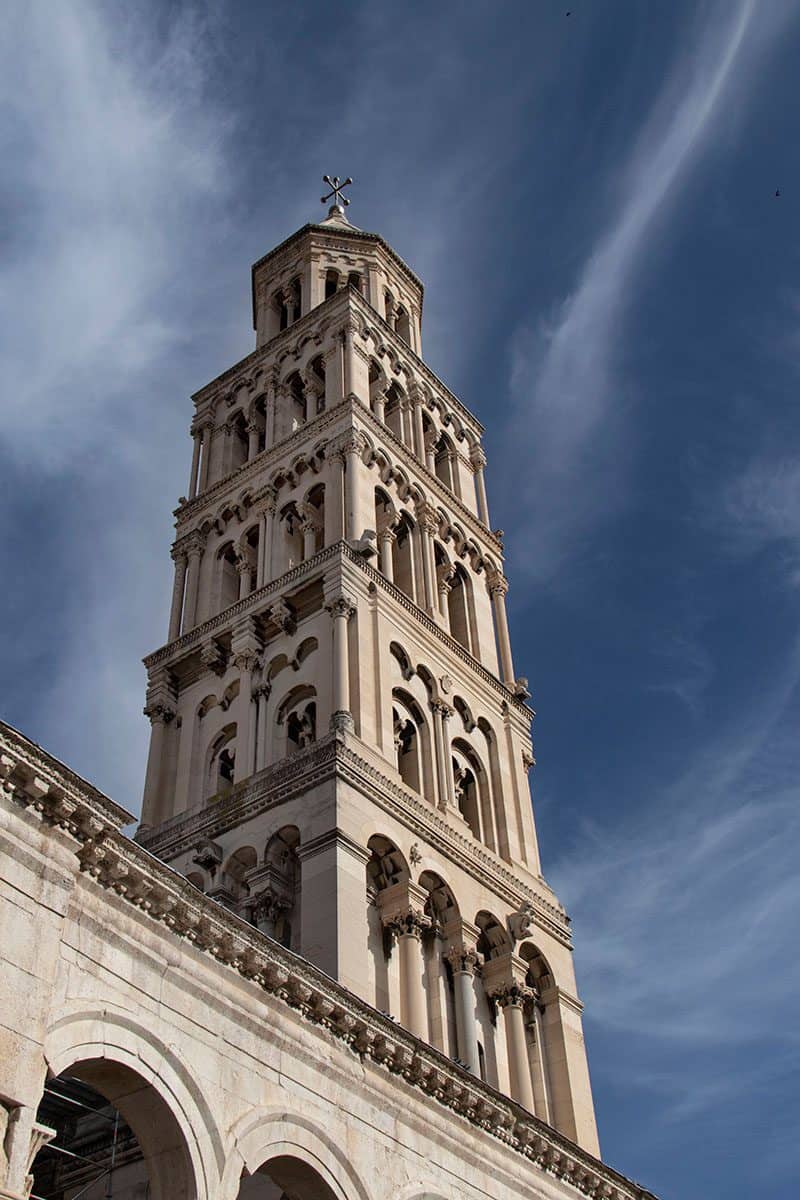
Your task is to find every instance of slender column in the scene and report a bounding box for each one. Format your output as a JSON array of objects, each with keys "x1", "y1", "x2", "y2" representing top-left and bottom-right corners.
[
  {"x1": 437, "y1": 566, "x2": 453, "y2": 629},
  {"x1": 412, "y1": 389, "x2": 426, "y2": 460},
  {"x1": 342, "y1": 320, "x2": 357, "y2": 398},
  {"x1": 231, "y1": 618, "x2": 260, "y2": 781},
  {"x1": 188, "y1": 430, "x2": 202, "y2": 498},
  {"x1": 470, "y1": 444, "x2": 490, "y2": 526},
  {"x1": 236, "y1": 554, "x2": 251, "y2": 601},
  {"x1": 386, "y1": 911, "x2": 429, "y2": 1039},
  {"x1": 181, "y1": 532, "x2": 205, "y2": 632},
  {"x1": 255, "y1": 682, "x2": 271, "y2": 770},
  {"x1": 168, "y1": 549, "x2": 187, "y2": 641},
  {"x1": 416, "y1": 504, "x2": 439, "y2": 616},
  {"x1": 431, "y1": 699, "x2": 455, "y2": 811},
  {"x1": 495, "y1": 986, "x2": 535, "y2": 1111},
  {"x1": 246, "y1": 420, "x2": 260, "y2": 460},
  {"x1": 528, "y1": 1001, "x2": 552, "y2": 1122},
  {"x1": 265, "y1": 372, "x2": 278, "y2": 447},
  {"x1": 488, "y1": 570, "x2": 515, "y2": 687},
  {"x1": 198, "y1": 423, "x2": 212, "y2": 491},
  {"x1": 373, "y1": 385, "x2": 387, "y2": 424},
  {"x1": 327, "y1": 447, "x2": 346, "y2": 543},
  {"x1": 302, "y1": 519, "x2": 317, "y2": 560},
  {"x1": 343, "y1": 431, "x2": 365, "y2": 542},
  {"x1": 141, "y1": 670, "x2": 176, "y2": 828},
  {"x1": 424, "y1": 430, "x2": 437, "y2": 474},
  {"x1": 447, "y1": 947, "x2": 480, "y2": 1073},
  {"x1": 256, "y1": 493, "x2": 276, "y2": 588},
  {"x1": 326, "y1": 595, "x2": 356, "y2": 730},
  {"x1": 378, "y1": 527, "x2": 395, "y2": 580}
]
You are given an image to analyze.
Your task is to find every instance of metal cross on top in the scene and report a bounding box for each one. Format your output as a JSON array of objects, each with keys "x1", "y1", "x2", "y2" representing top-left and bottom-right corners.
[{"x1": 321, "y1": 175, "x2": 353, "y2": 208}]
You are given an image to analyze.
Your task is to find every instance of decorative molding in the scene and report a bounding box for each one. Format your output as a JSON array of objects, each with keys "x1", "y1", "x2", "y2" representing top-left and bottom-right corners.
[
  {"x1": 0, "y1": 720, "x2": 655, "y2": 1200},
  {"x1": 137, "y1": 732, "x2": 570, "y2": 946}
]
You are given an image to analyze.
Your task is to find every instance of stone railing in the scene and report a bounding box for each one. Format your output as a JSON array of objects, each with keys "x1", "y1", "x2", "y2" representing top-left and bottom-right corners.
[{"x1": 0, "y1": 720, "x2": 657, "y2": 1200}]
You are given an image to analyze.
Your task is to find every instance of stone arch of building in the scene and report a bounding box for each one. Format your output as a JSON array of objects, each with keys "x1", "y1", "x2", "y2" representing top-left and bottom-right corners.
[
  {"x1": 221, "y1": 1107, "x2": 373, "y2": 1200},
  {"x1": 44, "y1": 1008, "x2": 226, "y2": 1199}
]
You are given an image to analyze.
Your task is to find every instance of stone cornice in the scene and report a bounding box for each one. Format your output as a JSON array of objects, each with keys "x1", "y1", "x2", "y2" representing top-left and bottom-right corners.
[
  {"x1": 0, "y1": 722, "x2": 657, "y2": 1200},
  {"x1": 0, "y1": 721, "x2": 133, "y2": 832},
  {"x1": 142, "y1": 542, "x2": 533, "y2": 723},
  {"x1": 136, "y1": 731, "x2": 566, "y2": 944}
]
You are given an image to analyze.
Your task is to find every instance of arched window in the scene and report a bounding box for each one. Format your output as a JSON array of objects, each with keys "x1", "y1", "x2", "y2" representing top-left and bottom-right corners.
[
  {"x1": 308, "y1": 354, "x2": 327, "y2": 415},
  {"x1": 366, "y1": 834, "x2": 410, "y2": 1015},
  {"x1": 207, "y1": 723, "x2": 237, "y2": 799},
  {"x1": 384, "y1": 383, "x2": 404, "y2": 443},
  {"x1": 286, "y1": 372, "x2": 306, "y2": 430},
  {"x1": 447, "y1": 562, "x2": 474, "y2": 653},
  {"x1": 392, "y1": 513, "x2": 417, "y2": 602},
  {"x1": 348, "y1": 271, "x2": 363, "y2": 293},
  {"x1": 216, "y1": 542, "x2": 239, "y2": 614},
  {"x1": 435, "y1": 431, "x2": 456, "y2": 492},
  {"x1": 396, "y1": 305, "x2": 411, "y2": 344},
  {"x1": 519, "y1": 942, "x2": 557, "y2": 1123},
  {"x1": 300, "y1": 483, "x2": 325, "y2": 558},
  {"x1": 223, "y1": 845, "x2": 257, "y2": 903},
  {"x1": 275, "y1": 685, "x2": 317, "y2": 762},
  {"x1": 277, "y1": 503, "x2": 304, "y2": 572},
  {"x1": 228, "y1": 411, "x2": 248, "y2": 472},
  {"x1": 452, "y1": 740, "x2": 488, "y2": 842},
  {"x1": 325, "y1": 268, "x2": 339, "y2": 299},
  {"x1": 392, "y1": 688, "x2": 434, "y2": 801},
  {"x1": 255, "y1": 826, "x2": 300, "y2": 948}
]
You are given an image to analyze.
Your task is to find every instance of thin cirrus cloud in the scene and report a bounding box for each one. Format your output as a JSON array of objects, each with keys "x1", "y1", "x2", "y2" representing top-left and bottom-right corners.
[{"x1": 504, "y1": 0, "x2": 769, "y2": 583}]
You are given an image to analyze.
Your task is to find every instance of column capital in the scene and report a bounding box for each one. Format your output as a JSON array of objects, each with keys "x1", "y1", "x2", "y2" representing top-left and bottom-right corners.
[
  {"x1": 175, "y1": 528, "x2": 206, "y2": 559},
  {"x1": 332, "y1": 429, "x2": 368, "y2": 459},
  {"x1": 430, "y1": 698, "x2": 454, "y2": 720},
  {"x1": 490, "y1": 982, "x2": 534, "y2": 1010},
  {"x1": 325, "y1": 594, "x2": 357, "y2": 621},
  {"x1": 143, "y1": 700, "x2": 175, "y2": 726},
  {"x1": 486, "y1": 568, "x2": 509, "y2": 596},
  {"x1": 415, "y1": 499, "x2": 440, "y2": 536},
  {"x1": 446, "y1": 945, "x2": 479, "y2": 975},
  {"x1": 382, "y1": 906, "x2": 432, "y2": 940},
  {"x1": 469, "y1": 442, "x2": 487, "y2": 469}
]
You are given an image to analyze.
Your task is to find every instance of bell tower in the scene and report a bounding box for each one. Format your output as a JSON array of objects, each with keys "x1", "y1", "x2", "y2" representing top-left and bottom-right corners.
[{"x1": 137, "y1": 184, "x2": 600, "y2": 1155}]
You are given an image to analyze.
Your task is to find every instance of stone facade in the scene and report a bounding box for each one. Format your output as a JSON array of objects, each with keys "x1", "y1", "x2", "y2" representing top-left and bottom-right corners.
[{"x1": 0, "y1": 202, "x2": 659, "y2": 1199}]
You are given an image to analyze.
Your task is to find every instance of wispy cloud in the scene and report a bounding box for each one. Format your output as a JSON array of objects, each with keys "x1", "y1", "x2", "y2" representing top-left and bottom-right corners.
[
  {"x1": 721, "y1": 456, "x2": 800, "y2": 584},
  {"x1": 505, "y1": 0, "x2": 768, "y2": 582}
]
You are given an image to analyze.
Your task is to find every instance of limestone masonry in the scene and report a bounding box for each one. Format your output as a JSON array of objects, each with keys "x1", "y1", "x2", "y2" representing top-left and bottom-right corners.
[{"x1": 0, "y1": 199, "x2": 658, "y2": 1200}]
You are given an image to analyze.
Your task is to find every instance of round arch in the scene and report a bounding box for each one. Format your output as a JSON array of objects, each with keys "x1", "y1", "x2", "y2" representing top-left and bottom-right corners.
[
  {"x1": 221, "y1": 1108, "x2": 373, "y2": 1200},
  {"x1": 44, "y1": 1009, "x2": 225, "y2": 1200}
]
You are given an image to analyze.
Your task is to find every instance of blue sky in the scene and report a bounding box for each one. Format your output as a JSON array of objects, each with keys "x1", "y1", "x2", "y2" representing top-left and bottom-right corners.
[{"x1": 1, "y1": 2, "x2": 799, "y2": 1196}]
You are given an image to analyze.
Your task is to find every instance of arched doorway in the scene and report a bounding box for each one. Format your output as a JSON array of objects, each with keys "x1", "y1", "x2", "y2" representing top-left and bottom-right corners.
[
  {"x1": 31, "y1": 1060, "x2": 197, "y2": 1200},
  {"x1": 237, "y1": 1154, "x2": 340, "y2": 1197}
]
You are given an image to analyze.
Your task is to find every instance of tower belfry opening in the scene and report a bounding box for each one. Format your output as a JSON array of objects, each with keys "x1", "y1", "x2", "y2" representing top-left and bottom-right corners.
[{"x1": 134, "y1": 182, "x2": 599, "y2": 1152}]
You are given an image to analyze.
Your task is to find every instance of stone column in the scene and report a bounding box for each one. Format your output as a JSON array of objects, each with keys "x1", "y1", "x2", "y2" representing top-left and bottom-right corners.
[
  {"x1": 373, "y1": 385, "x2": 387, "y2": 424},
  {"x1": 168, "y1": 548, "x2": 187, "y2": 641},
  {"x1": 416, "y1": 503, "x2": 439, "y2": 617},
  {"x1": 378, "y1": 527, "x2": 395, "y2": 581},
  {"x1": 431, "y1": 699, "x2": 455, "y2": 811},
  {"x1": 385, "y1": 910, "x2": 430, "y2": 1040},
  {"x1": 199, "y1": 423, "x2": 212, "y2": 491},
  {"x1": 327, "y1": 446, "x2": 346, "y2": 543},
  {"x1": 265, "y1": 371, "x2": 278, "y2": 447},
  {"x1": 256, "y1": 492, "x2": 276, "y2": 588},
  {"x1": 326, "y1": 595, "x2": 356, "y2": 731},
  {"x1": 447, "y1": 946, "x2": 480, "y2": 1073},
  {"x1": 255, "y1": 682, "x2": 271, "y2": 771},
  {"x1": 188, "y1": 430, "x2": 202, "y2": 499},
  {"x1": 181, "y1": 531, "x2": 205, "y2": 632},
  {"x1": 437, "y1": 565, "x2": 453, "y2": 629},
  {"x1": 411, "y1": 388, "x2": 426, "y2": 460},
  {"x1": 424, "y1": 430, "x2": 437, "y2": 474},
  {"x1": 343, "y1": 431, "x2": 366, "y2": 542},
  {"x1": 487, "y1": 570, "x2": 515, "y2": 687},
  {"x1": 527, "y1": 1000, "x2": 552, "y2": 1122},
  {"x1": 470, "y1": 444, "x2": 490, "y2": 526},
  {"x1": 246, "y1": 420, "x2": 260, "y2": 460},
  {"x1": 231, "y1": 618, "x2": 260, "y2": 781},
  {"x1": 342, "y1": 320, "x2": 357, "y2": 398},
  {"x1": 141, "y1": 670, "x2": 176, "y2": 828},
  {"x1": 494, "y1": 986, "x2": 535, "y2": 1111}
]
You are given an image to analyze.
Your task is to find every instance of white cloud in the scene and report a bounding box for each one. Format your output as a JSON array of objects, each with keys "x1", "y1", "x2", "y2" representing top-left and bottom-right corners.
[
  {"x1": 721, "y1": 456, "x2": 800, "y2": 583},
  {"x1": 505, "y1": 0, "x2": 772, "y2": 582}
]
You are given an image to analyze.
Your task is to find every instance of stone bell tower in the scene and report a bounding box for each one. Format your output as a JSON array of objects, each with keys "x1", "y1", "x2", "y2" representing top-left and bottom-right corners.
[{"x1": 137, "y1": 183, "x2": 600, "y2": 1155}]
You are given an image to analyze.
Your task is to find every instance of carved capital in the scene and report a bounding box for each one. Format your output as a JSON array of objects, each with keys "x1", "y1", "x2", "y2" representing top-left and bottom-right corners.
[
  {"x1": 430, "y1": 698, "x2": 454, "y2": 720},
  {"x1": 415, "y1": 500, "x2": 440, "y2": 536},
  {"x1": 325, "y1": 595, "x2": 357, "y2": 621},
  {"x1": 469, "y1": 443, "x2": 487, "y2": 470},
  {"x1": 267, "y1": 597, "x2": 296, "y2": 634},
  {"x1": 486, "y1": 569, "x2": 509, "y2": 597},
  {"x1": 490, "y1": 983, "x2": 533, "y2": 1010},
  {"x1": 176, "y1": 529, "x2": 206, "y2": 560},
  {"x1": 383, "y1": 907, "x2": 431, "y2": 940},
  {"x1": 446, "y1": 945, "x2": 479, "y2": 975},
  {"x1": 143, "y1": 701, "x2": 176, "y2": 725}
]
